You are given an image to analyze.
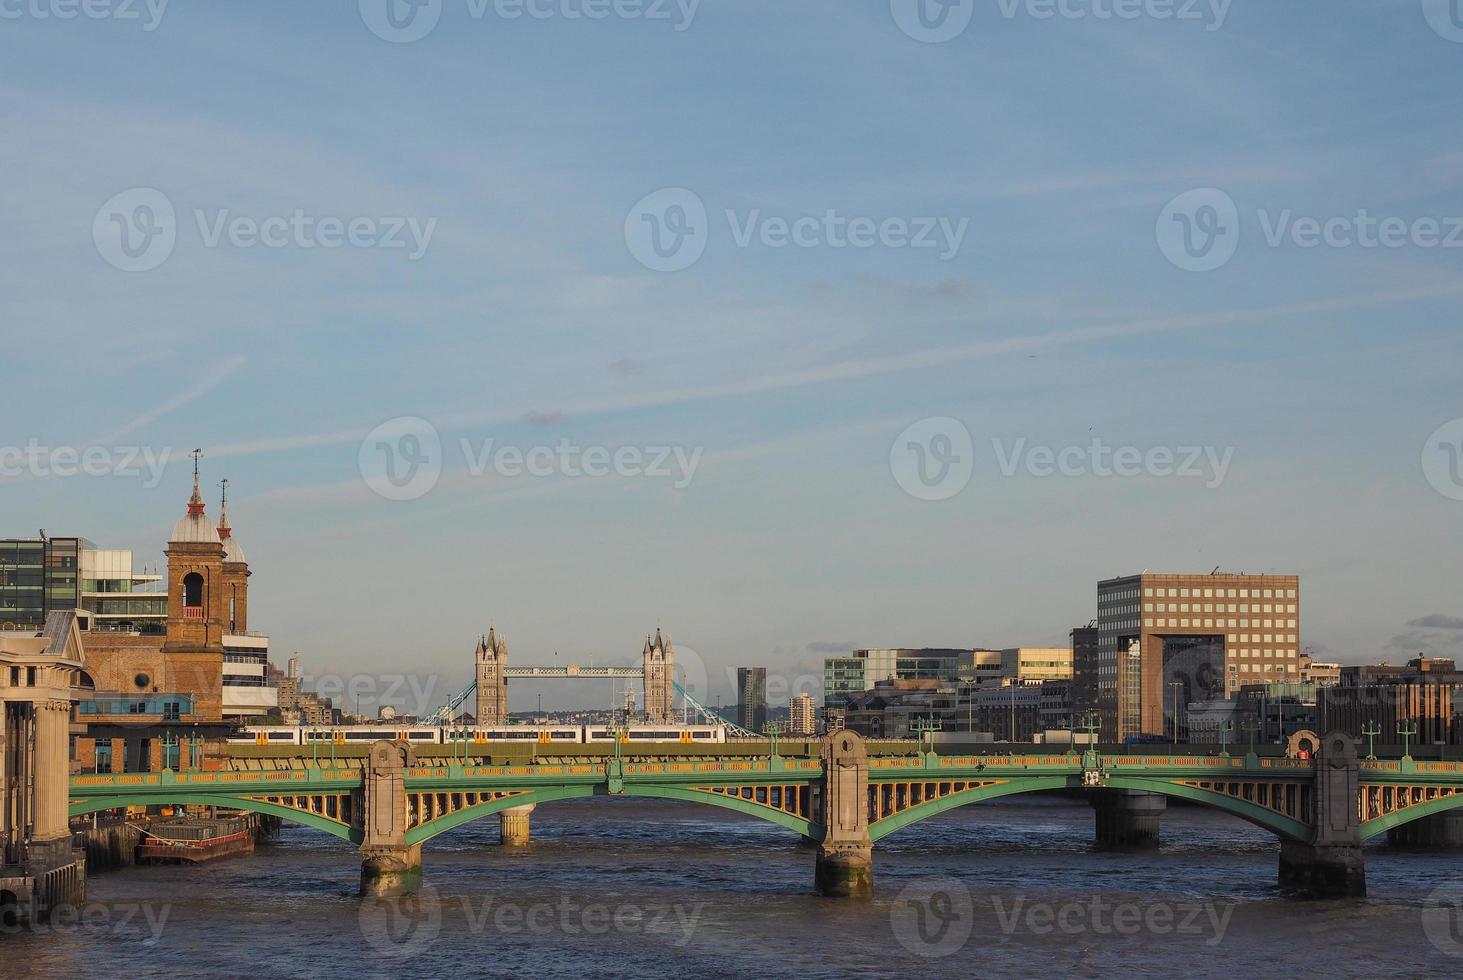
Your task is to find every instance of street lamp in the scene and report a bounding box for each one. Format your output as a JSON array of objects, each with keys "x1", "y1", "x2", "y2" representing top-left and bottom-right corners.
[{"x1": 1169, "y1": 682, "x2": 1183, "y2": 747}]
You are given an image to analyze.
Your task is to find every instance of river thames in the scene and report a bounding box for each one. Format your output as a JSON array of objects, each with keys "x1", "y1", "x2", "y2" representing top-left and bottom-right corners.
[{"x1": 11, "y1": 795, "x2": 1463, "y2": 978}]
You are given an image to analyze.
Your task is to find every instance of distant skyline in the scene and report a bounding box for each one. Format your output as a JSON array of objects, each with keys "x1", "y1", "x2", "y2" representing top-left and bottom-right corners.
[{"x1": 5, "y1": 2, "x2": 1463, "y2": 711}]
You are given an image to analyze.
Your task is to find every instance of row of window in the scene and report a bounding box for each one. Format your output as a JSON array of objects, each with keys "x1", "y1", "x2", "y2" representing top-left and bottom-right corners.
[
  {"x1": 1146, "y1": 619, "x2": 1298, "y2": 631},
  {"x1": 1145, "y1": 586, "x2": 1296, "y2": 599},
  {"x1": 1147, "y1": 602, "x2": 1296, "y2": 614}
]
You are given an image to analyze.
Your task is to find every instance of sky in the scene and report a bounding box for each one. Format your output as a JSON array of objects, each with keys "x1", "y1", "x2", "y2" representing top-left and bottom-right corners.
[{"x1": 3, "y1": 0, "x2": 1463, "y2": 714}]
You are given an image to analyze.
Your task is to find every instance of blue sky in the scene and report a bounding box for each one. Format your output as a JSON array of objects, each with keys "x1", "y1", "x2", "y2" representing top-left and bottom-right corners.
[{"x1": 3, "y1": 1, "x2": 1463, "y2": 712}]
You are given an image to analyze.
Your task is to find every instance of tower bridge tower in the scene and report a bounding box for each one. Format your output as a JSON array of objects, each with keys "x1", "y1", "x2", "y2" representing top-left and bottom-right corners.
[
  {"x1": 642, "y1": 627, "x2": 674, "y2": 724},
  {"x1": 475, "y1": 627, "x2": 508, "y2": 725}
]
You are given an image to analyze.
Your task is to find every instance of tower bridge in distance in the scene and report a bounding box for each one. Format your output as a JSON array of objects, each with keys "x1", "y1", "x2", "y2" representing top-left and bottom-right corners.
[{"x1": 59, "y1": 729, "x2": 1463, "y2": 902}]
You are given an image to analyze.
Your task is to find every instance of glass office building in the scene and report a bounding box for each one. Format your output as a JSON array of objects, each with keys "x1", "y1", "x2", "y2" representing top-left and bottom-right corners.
[{"x1": 0, "y1": 535, "x2": 83, "y2": 631}]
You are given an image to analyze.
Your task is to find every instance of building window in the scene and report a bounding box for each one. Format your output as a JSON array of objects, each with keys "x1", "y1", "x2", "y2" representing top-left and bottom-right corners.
[{"x1": 183, "y1": 572, "x2": 203, "y2": 607}]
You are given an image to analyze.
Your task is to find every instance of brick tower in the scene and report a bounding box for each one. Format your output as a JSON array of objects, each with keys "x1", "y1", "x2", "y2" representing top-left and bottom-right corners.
[
  {"x1": 217, "y1": 478, "x2": 250, "y2": 633},
  {"x1": 159, "y1": 450, "x2": 226, "y2": 720}
]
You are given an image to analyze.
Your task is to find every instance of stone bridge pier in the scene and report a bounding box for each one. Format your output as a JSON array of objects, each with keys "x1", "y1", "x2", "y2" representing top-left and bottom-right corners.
[
  {"x1": 499, "y1": 804, "x2": 535, "y2": 846},
  {"x1": 358, "y1": 741, "x2": 422, "y2": 897},
  {"x1": 1091, "y1": 789, "x2": 1166, "y2": 848},
  {"x1": 1279, "y1": 731, "x2": 1365, "y2": 898},
  {"x1": 813, "y1": 730, "x2": 873, "y2": 897}
]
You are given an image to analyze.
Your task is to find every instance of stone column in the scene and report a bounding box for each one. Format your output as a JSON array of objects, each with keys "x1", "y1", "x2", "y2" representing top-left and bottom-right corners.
[
  {"x1": 359, "y1": 740, "x2": 422, "y2": 897},
  {"x1": 1091, "y1": 789, "x2": 1166, "y2": 848},
  {"x1": 1386, "y1": 809, "x2": 1463, "y2": 848},
  {"x1": 110, "y1": 738, "x2": 125, "y2": 774},
  {"x1": 1278, "y1": 731, "x2": 1365, "y2": 898},
  {"x1": 499, "y1": 803, "x2": 535, "y2": 845},
  {"x1": 31, "y1": 700, "x2": 73, "y2": 846},
  {"x1": 814, "y1": 730, "x2": 873, "y2": 897}
]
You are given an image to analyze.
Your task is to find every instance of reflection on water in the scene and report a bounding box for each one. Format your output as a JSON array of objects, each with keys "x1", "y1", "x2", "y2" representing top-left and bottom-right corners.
[{"x1": 11, "y1": 795, "x2": 1463, "y2": 979}]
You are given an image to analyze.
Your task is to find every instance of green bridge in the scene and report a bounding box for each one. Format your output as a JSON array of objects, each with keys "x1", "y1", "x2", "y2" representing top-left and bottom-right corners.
[{"x1": 68, "y1": 731, "x2": 1463, "y2": 899}]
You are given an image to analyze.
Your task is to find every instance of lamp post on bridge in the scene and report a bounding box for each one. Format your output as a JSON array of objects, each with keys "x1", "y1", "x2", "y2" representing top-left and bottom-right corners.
[
  {"x1": 1241, "y1": 716, "x2": 1259, "y2": 758},
  {"x1": 1362, "y1": 721, "x2": 1380, "y2": 760},
  {"x1": 765, "y1": 720, "x2": 785, "y2": 759},
  {"x1": 1169, "y1": 682, "x2": 1183, "y2": 748},
  {"x1": 1219, "y1": 720, "x2": 1233, "y2": 758},
  {"x1": 912, "y1": 717, "x2": 941, "y2": 758},
  {"x1": 1397, "y1": 720, "x2": 1416, "y2": 762}
]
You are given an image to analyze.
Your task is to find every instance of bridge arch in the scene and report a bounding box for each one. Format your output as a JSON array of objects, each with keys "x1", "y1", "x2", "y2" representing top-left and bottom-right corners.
[
  {"x1": 1361, "y1": 790, "x2": 1463, "y2": 841},
  {"x1": 406, "y1": 785, "x2": 818, "y2": 846},
  {"x1": 68, "y1": 794, "x2": 359, "y2": 843},
  {"x1": 869, "y1": 775, "x2": 1311, "y2": 843}
]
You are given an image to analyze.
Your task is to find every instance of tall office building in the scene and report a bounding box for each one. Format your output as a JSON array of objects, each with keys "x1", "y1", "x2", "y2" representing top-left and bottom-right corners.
[
  {"x1": 788, "y1": 692, "x2": 816, "y2": 736},
  {"x1": 737, "y1": 667, "x2": 767, "y2": 733},
  {"x1": 1098, "y1": 572, "x2": 1300, "y2": 740},
  {"x1": 1069, "y1": 623, "x2": 1100, "y2": 725}
]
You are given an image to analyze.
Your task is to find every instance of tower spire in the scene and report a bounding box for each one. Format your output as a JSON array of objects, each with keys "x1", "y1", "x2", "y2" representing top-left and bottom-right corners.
[
  {"x1": 218, "y1": 478, "x2": 231, "y2": 538},
  {"x1": 188, "y1": 448, "x2": 205, "y2": 515}
]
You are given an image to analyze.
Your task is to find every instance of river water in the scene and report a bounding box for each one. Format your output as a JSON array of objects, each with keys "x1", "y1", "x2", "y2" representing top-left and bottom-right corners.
[{"x1": 11, "y1": 795, "x2": 1463, "y2": 978}]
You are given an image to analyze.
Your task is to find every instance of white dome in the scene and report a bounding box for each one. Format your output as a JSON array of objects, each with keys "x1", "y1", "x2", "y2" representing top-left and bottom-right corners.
[
  {"x1": 223, "y1": 534, "x2": 246, "y2": 563},
  {"x1": 171, "y1": 512, "x2": 220, "y2": 544}
]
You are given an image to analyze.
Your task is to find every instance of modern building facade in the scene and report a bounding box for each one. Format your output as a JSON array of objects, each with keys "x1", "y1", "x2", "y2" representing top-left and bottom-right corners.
[
  {"x1": 1070, "y1": 623, "x2": 1100, "y2": 722},
  {"x1": 737, "y1": 666, "x2": 767, "y2": 733},
  {"x1": 822, "y1": 648, "x2": 973, "y2": 706},
  {"x1": 0, "y1": 535, "x2": 82, "y2": 632},
  {"x1": 1098, "y1": 572, "x2": 1300, "y2": 740}
]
